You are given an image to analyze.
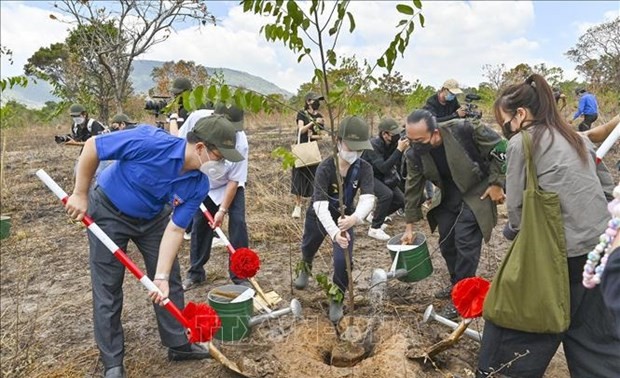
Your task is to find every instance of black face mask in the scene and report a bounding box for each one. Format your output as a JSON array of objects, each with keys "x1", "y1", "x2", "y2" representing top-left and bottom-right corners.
[
  {"x1": 311, "y1": 100, "x2": 320, "y2": 110},
  {"x1": 390, "y1": 134, "x2": 400, "y2": 145},
  {"x1": 414, "y1": 142, "x2": 433, "y2": 154},
  {"x1": 502, "y1": 121, "x2": 516, "y2": 140}
]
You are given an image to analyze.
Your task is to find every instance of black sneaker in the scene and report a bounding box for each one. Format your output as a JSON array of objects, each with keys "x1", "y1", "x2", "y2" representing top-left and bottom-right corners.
[
  {"x1": 168, "y1": 343, "x2": 210, "y2": 361},
  {"x1": 434, "y1": 285, "x2": 453, "y2": 299},
  {"x1": 438, "y1": 303, "x2": 459, "y2": 320}
]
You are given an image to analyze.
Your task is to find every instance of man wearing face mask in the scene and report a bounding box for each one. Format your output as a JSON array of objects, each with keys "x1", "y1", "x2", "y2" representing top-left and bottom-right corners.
[
  {"x1": 68, "y1": 103, "x2": 107, "y2": 143},
  {"x1": 402, "y1": 109, "x2": 506, "y2": 320},
  {"x1": 423, "y1": 79, "x2": 467, "y2": 123},
  {"x1": 63, "y1": 116, "x2": 243, "y2": 377},
  {"x1": 361, "y1": 118, "x2": 409, "y2": 241},
  {"x1": 181, "y1": 104, "x2": 250, "y2": 290},
  {"x1": 293, "y1": 116, "x2": 375, "y2": 323}
]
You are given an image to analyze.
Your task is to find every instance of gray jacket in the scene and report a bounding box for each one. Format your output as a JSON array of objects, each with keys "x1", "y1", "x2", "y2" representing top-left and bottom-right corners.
[{"x1": 505, "y1": 127, "x2": 611, "y2": 257}]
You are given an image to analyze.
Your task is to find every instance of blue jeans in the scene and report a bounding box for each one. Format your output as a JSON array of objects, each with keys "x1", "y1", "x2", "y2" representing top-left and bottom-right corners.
[{"x1": 187, "y1": 188, "x2": 248, "y2": 283}]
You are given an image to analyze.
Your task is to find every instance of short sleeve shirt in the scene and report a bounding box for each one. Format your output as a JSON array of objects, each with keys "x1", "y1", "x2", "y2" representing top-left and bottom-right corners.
[
  {"x1": 95, "y1": 125, "x2": 210, "y2": 228},
  {"x1": 309, "y1": 156, "x2": 374, "y2": 219}
]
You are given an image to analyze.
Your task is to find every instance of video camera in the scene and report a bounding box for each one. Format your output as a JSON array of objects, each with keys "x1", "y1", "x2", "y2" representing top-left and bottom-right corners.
[
  {"x1": 144, "y1": 95, "x2": 170, "y2": 117},
  {"x1": 463, "y1": 93, "x2": 482, "y2": 119}
]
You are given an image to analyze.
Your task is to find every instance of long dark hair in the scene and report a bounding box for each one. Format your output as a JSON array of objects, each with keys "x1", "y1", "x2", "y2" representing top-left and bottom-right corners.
[{"x1": 494, "y1": 74, "x2": 587, "y2": 162}]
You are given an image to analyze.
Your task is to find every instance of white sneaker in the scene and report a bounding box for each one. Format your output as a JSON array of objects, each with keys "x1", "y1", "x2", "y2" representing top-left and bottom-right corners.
[
  {"x1": 384, "y1": 216, "x2": 393, "y2": 223},
  {"x1": 183, "y1": 232, "x2": 191, "y2": 241},
  {"x1": 211, "y1": 238, "x2": 227, "y2": 248},
  {"x1": 368, "y1": 227, "x2": 391, "y2": 241},
  {"x1": 292, "y1": 205, "x2": 301, "y2": 218}
]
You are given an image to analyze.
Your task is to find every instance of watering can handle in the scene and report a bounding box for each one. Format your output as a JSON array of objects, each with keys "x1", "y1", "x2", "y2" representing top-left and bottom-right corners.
[{"x1": 35, "y1": 169, "x2": 191, "y2": 329}]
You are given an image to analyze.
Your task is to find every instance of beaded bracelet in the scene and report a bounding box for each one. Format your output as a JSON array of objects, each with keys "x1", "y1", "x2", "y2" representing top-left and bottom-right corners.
[{"x1": 583, "y1": 185, "x2": 620, "y2": 288}]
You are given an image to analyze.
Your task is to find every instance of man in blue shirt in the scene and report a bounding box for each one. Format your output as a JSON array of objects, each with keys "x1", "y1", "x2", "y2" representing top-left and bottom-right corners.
[
  {"x1": 64, "y1": 116, "x2": 243, "y2": 378},
  {"x1": 572, "y1": 88, "x2": 598, "y2": 132}
]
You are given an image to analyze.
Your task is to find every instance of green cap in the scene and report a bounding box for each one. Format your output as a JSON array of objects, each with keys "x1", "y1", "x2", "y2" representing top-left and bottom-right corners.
[
  {"x1": 378, "y1": 118, "x2": 401, "y2": 135},
  {"x1": 69, "y1": 104, "x2": 86, "y2": 116},
  {"x1": 171, "y1": 78, "x2": 192, "y2": 95},
  {"x1": 214, "y1": 103, "x2": 244, "y2": 131},
  {"x1": 193, "y1": 115, "x2": 244, "y2": 162},
  {"x1": 338, "y1": 116, "x2": 373, "y2": 151},
  {"x1": 111, "y1": 113, "x2": 135, "y2": 124}
]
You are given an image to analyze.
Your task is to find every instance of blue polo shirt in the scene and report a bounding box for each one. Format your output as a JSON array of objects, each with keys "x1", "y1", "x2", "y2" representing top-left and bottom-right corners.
[{"x1": 95, "y1": 125, "x2": 209, "y2": 228}]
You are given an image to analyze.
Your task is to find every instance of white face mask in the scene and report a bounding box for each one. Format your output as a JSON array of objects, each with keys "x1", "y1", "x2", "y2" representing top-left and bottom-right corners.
[
  {"x1": 197, "y1": 148, "x2": 227, "y2": 180},
  {"x1": 73, "y1": 116, "x2": 85, "y2": 125},
  {"x1": 338, "y1": 143, "x2": 362, "y2": 164}
]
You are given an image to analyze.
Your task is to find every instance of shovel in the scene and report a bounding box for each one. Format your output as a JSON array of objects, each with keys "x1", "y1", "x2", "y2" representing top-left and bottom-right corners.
[{"x1": 199, "y1": 204, "x2": 275, "y2": 310}]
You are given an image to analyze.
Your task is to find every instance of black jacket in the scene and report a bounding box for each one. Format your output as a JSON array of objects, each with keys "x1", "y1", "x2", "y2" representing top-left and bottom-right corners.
[
  {"x1": 424, "y1": 93, "x2": 461, "y2": 123},
  {"x1": 362, "y1": 136, "x2": 403, "y2": 187}
]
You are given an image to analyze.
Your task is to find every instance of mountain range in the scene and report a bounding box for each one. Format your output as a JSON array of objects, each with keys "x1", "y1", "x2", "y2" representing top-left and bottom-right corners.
[{"x1": 2, "y1": 59, "x2": 293, "y2": 108}]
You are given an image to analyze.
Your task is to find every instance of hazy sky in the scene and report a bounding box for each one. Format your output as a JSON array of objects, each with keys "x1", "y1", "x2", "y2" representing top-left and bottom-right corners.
[{"x1": 1, "y1": 1, "x2": 618, "y2": 93}]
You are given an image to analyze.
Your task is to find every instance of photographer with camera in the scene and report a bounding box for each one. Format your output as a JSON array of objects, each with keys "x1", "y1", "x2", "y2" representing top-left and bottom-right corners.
[
  {"x1": 361, "y1": 118, "x2": 409, "y2": 241},
  {"x1": 424, "y1": 79, "x2": 466, "y2": 122},
  {"x1": 167, "y1": 77, "x2": 192, "y2": 136},
  {"x1": 56, "y1": 104, "x2": 107, "y2": 146}
]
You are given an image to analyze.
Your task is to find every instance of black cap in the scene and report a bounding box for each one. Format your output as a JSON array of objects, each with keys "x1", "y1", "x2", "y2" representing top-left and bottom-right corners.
[{"x1": 214, "y1": 103, "x2": 244, "y2": 131}]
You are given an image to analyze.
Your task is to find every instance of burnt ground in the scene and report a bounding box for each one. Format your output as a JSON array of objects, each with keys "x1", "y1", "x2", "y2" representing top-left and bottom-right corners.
[{"x1": 1, "y1": 120, "x2": 618, "y2": 378}]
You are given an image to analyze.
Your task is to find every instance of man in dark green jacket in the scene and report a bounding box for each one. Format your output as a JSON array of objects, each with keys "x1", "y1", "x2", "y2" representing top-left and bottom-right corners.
[{"x1": 401, "y1": 109, "x2": 506, "y2": 319}]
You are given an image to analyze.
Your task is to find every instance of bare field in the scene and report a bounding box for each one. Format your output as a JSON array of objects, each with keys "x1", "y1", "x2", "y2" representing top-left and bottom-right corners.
[{"x1": 2, "y1": 119, "x2": 617, "y2": 377}]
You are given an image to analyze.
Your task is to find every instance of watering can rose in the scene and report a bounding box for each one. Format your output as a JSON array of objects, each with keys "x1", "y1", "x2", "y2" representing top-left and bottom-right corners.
[{"x1": 230, "y1": 248, "x2": 261, "y2": 279}]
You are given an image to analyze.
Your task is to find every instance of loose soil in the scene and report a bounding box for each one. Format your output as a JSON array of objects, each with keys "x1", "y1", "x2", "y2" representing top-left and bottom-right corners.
[{"x1": 2, "y1": 119, "x2": 617, "y2": 377}]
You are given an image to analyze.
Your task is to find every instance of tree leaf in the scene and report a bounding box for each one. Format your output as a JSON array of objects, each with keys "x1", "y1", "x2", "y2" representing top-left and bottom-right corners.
[
  {"x1": 418, "y1": 13, "x2": 425, "y2": 27},
  {"x1": 220, "y1": 85, "x2": 231, "y2": 102},
  {"x1": 347, "y1": 12, "x2": 355, "y2": 33},
  {"x1": 413, "y1": 0, "x2": 422, "y2": 9},
  {"x1": 396, "y1": 4, "x2": 414, "y2": 15}
]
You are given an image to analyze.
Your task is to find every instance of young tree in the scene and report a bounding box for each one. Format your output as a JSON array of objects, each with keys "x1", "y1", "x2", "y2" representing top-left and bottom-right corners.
[
  {"x1": 0, "y1": 45, "x2": 28, "y2": 92},
  {"x1": 376, "y1": 70, "x2": 413, "y2": 106},
  {"x1": 481, "y1": 63, "x2": 506, "y2": 93},
  {"x1": 49, "y1": 0, "x2": 215, "y2": 114},
  {"x1": 566, "y1": 17, "x2": 620, "y2": 90}
]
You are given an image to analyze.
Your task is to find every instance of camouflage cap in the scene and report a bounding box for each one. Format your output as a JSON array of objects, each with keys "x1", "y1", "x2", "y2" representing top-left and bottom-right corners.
[
  {"x1": 193, "y1": 115, "x2": 244, "y2": 162},
  {"x1": 338, "y1": 116, "x2": 373, "y2": 151},
  {"x1": 214, "y1": 103, "x2": 244, "y2": 131},
  {"x1": 171, "y1": 78, "x2": 192, "y2": 95},
  {"x1": 69, "y1": 104, "x2": 86, "y2": 116}
]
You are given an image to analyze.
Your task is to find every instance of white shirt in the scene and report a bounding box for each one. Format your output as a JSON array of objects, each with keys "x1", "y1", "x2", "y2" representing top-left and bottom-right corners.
[
  {"x1": 178, "y1": 109, "x2": 249, "y2": 205},
  {"x1": 177, "y1": 109, "x2": 214, "y2": 139}
]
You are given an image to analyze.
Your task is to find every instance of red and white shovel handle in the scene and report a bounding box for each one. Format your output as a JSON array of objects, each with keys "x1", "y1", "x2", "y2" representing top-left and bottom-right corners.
[
  {"x1": 36, "y1": 169, "x2": 191, "y2": 330},
  {"x1": 200, "y1": 203, "x2": 236, "y2": 255}
]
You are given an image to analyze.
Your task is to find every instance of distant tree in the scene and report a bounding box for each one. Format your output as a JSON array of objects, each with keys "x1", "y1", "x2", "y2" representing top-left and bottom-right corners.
[
  {"x1": 501, "y1": 62, "x2": 565, "y2": 88},
  {"x1": 566, "y1": 17, "x2": 620, "y2": 90},
  {"x1": 481, "y1": 63, "x2": 506, "y2": 92},
  {"x1": 151, "y1": 60, "x2": 211, "y2": 96},
  {"x1": 376, "y1": 70, "x2": 412, "y2": 106},
  {"x1": 48, "y1": 0, "x2": 215, "y2": 115}
]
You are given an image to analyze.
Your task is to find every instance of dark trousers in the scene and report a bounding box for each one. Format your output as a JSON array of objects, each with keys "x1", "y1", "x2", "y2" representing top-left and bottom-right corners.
[
  {"x1": 371, "y1": 178, "x2": 404, "y2": 229},
  {"x1": 477, "y1": 282, "x2": 620, "y2": 378},
  {"x1": 88, "y1": 187, "x2": 187, "y2": 369},
  {"x1": 433, "y1": 202, "x2": 483, "y2": 285},
  {"x1": 187, "y1": 188, "x2": 248, "y2": 283},
  {"x1": 578, "y1": 113, "x2": 598, "y2": 132},
  {"x1": 300, "y1": 212, "x2": 354, "y2": 293}
]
